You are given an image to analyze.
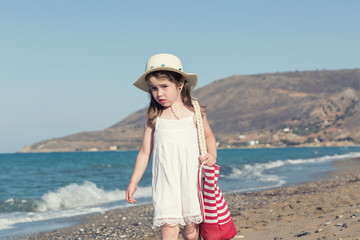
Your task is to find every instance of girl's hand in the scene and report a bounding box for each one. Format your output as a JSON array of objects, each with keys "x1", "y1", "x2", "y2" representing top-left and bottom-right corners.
[
  {"x1": 199, "y1": 153, "x2": 216, "y2": 167},
  {"x1": 125, "y1": 183, "x2": 137, "y2": 203}
]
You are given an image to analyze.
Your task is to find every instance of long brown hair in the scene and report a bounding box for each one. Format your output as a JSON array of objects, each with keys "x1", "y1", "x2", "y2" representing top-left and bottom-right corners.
[{"x1": 145, "y1": 70, "x2": 198, "y2": 128}]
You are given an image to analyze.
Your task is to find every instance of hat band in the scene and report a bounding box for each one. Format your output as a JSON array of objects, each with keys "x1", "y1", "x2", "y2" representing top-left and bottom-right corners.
[{"x1": 148, "y1": 64, "x2": 183, "y2": 72}]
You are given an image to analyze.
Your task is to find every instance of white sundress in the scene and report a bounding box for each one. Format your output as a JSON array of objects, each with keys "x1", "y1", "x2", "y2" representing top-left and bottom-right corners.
[{"x1": 152, "y1": 114, "x2": 203, "y2": 228}]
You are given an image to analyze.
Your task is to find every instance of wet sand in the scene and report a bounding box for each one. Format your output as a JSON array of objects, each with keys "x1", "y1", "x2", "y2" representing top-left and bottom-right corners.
[{"x1": 17, "y1": 158, "x2": 360, "y2": 240}]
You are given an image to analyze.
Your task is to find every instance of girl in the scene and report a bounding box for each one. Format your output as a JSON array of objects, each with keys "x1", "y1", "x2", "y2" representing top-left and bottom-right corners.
[{"x1": 126, "y1": 53, "x2": 217, "y2": 240}]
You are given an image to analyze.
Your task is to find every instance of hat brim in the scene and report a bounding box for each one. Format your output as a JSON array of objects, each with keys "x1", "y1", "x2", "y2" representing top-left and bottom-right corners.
[{"x1": 133, "y1": 67, "x2": 198, "y2": 92}]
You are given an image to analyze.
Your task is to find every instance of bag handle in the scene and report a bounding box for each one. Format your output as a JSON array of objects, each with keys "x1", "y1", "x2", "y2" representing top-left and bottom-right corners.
[
  {"x1": 193, "y1": 100, "x2": 207, "y2": 221},
  {"x1": 193, "y1": 100, "x2": 207, "y2": 157},
  {"x1": 198, "y1": 160, "x2": 207, "y2": 221}
]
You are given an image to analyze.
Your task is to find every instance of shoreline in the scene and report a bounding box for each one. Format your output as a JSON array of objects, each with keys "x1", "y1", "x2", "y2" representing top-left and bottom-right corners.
[
  {"x1": 14, "y1": 143, "x2": 360, "y2": 154},
  {"x1": 13, "y1": 157, "x2": 360, "y2": 239}
]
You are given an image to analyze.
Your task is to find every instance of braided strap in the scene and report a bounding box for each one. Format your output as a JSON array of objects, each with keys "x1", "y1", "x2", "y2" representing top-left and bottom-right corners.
[{"x1": 193, "y1": 100, "x2": 207, "y2": 156}]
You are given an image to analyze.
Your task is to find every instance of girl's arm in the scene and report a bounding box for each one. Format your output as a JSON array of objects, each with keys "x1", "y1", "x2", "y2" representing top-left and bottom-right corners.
[
  {"x1": 125, "y1": 123, "x2": 154, "y2": 203},
  {"x1": 199, "y1": 113, "x2": 217, "y2": 166}
]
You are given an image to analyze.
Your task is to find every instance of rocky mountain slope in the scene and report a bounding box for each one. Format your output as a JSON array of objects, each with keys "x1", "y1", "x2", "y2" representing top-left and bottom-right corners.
[{"x1": 19, "y1": 69, "x2": 360, "y2": 153}]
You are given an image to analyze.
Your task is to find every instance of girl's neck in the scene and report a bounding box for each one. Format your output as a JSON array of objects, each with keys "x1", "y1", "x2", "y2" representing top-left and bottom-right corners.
[
  {"x1": 161, "y1": 99, "x2": 192, "y2": 120},
  {"x1": 169, "y1": 99, "x2": 184, "y2": 110}
]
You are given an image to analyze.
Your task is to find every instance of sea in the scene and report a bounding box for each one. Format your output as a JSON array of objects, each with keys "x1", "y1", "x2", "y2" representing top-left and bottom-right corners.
[{"x1": 1, "y1": 146, "x2": 360, "y2": 238}]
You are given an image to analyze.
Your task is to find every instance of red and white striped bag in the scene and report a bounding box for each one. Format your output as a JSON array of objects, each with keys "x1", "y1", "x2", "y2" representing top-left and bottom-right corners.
[{"x1": 193, "y1": 100, "x2": 237, "y2": 240}]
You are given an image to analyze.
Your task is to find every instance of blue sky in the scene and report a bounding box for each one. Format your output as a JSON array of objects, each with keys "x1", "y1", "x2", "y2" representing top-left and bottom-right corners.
[{"x1": 1, "y1": 1, "x2": 359, "y2": 153}]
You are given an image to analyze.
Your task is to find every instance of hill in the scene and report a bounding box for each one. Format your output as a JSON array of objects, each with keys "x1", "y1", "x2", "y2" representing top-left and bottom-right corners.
[{"x1": 19, "y1": 69, "x2": 360, "y2": 153}]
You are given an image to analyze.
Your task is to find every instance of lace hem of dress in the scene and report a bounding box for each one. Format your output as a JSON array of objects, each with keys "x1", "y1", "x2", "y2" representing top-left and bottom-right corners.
[{"x1": 152, "y1": 215, "x2": 203, "y2": 229}]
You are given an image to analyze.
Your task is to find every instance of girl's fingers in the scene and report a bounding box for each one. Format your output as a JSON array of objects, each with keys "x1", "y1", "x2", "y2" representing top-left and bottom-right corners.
[
  {"x1": 205, "y1": 155, "x2": 216, "y2": 166},
  {"x1": 127, "y1": 193, "x2": 136, "y2": 203},
  {"x1": 199, "y1": 155, "x2": 216, "y2": 166},
  {"x1": 205, "y1": 161, "x2": 214, "y2": 167},
  {"x1": 126, "y1": 187, "x2": 137, "y2": 203}
]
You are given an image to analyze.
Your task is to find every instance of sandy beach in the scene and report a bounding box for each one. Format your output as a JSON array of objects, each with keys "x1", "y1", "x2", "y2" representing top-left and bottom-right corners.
[{"x1": 16, "y1": 157, "x2": 360, "y2": 240}]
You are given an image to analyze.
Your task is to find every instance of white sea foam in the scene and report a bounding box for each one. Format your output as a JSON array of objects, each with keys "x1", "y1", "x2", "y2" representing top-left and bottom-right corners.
[
  {"x1": 37, "y1": 181, "x2": 122, "y2": 211},
  {"x1": 226, "y1": 151, "x2": 360, "y2": 180},
  {"x1": 0, "y1": 181, "x2": 152, "y2": 231},
  {"x1": 221, "y1": 151, "x2": 360, "y2": 195}
]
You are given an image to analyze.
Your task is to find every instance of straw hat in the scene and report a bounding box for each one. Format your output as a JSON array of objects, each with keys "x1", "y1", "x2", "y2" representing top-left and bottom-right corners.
[{"x1": 133, "y1": 53, "x2": 198, "y2": 92}]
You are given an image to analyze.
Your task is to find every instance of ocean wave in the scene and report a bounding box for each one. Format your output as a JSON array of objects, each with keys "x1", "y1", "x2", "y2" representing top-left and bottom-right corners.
[
  {"x1": 37, "y1": 181, "x2": 124, "y2": 211},
  {"x1": 218, "y1": 151, "x2": 360, "y2": 195},
  {"x1": 0, "y1": 181, "x2": 152, "y2": 231},
  {"x1": 224, "y1": 151, "x2": 360, "y2": 180},
  {"x1": 0, "y1": 181, "x2": 152, "y2": 214}
]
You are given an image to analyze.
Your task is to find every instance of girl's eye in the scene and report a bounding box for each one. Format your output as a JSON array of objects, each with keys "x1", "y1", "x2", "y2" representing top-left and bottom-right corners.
[
  {"x1": 150, "y1": 87, "x2": 158, "y2": 91},
  {"x1": 162, "y1": 85, "x2": 168, "y2": 88}
]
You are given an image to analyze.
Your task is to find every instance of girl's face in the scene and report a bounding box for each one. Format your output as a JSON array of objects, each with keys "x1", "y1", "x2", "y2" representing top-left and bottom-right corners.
[{"x1": 147, "y1": 76, "x2": 182, "y2": 107}]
